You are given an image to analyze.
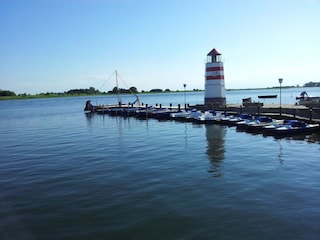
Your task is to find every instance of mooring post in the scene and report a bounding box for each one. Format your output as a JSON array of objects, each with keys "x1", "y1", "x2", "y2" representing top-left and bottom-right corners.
[
  {"x1": 293, "y1": 109, "x2": 296, "y2": 118},
  {"x1": 160, "y1": 104, "x2": 162, "y2": 108},
  {"x1": 178, "y1": 104, "x2": 181, "y2": 111},
  {"x1": 169, "y1": 103, "x2": 172, "y2": 110},
  {"x1": 146, "y1": 104, "x2": 148, "y2": 118},
  {"x1": 309, "y1": 108, "x2": 313, "y2": 121},
  {"x1": 127, "y1": 102, "x2": 131, "y2": 117}
]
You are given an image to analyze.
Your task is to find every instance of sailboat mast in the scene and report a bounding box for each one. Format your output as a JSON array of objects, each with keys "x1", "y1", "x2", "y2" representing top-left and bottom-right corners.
[{"x1": 115, "y1": 70, "x2": 121, "y2": 105}]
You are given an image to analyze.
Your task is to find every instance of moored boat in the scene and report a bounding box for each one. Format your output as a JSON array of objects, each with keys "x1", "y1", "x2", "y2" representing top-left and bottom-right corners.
[
  {"x1": 296, "y1": 91, "x2": 320, "y2": 107},
  {"x1": 154, "y1": 109, "x2": 180, "y2": 120},
  {"x1": 170, "y1": 110, "x2": 191, "y2": 121},
  {"x1": 220, "y1": 113, "x2": 253, "y2": 126},
  {"x1": 134, "y1": 106, "x2": 156, "y2": 119},
  {"x1": 258, "y1": 95, "x2": 277, "y2": 99},
  {"x1": 246, "y1": 117, "x2": 283, "y2": 133},
  {"x1": 167, "y1": 109, "x2": 203, "y2": 122},
  {"x1": 193, "y1": 110, "x2": 226, "y2": 124},
  {"x1": 297, "y1": 96, "x2": 320, "y2": 107},
  {"x1": 236, "y1": 116, "x2": 281, "y2": 133},
  {"x1": 262, "y1": 119, "x2": 320, "y2": 136}
]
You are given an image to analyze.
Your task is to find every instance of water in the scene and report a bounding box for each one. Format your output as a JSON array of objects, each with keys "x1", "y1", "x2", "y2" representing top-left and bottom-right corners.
[
  {"x1": 87, "y1": 87, "x2": 320, "y2": 106},
  {"x1": 1, "y1": 89, "x2": 320, "y2": 240}
]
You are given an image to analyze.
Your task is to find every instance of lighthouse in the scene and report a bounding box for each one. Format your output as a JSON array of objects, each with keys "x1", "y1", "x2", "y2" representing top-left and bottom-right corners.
[{"x1": 204, "y1": 48, "x2": 226, "y2": 105}]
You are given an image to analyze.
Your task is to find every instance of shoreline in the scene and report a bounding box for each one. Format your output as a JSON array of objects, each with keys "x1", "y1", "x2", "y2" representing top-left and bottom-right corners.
[{"x1": 2, "y1": 86, "x2": 319, "y2": 101}]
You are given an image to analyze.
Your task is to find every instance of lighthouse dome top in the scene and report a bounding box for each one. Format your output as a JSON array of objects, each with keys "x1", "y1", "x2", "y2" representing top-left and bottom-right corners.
[{"x1": 207, "y1": 48, "x2": 221, "y2": 56}]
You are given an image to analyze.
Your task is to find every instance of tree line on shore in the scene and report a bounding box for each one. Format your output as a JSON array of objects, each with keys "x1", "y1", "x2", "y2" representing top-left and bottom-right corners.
[
  {"x1": 0, "y1": 86, "x2": 202, "y2": 98},
  {"x1": 1, "y1": 81, "x2": 319, "y2": 98},
  {"x1": 303, "y1": 82, "x2": 320, "y2": 87}
]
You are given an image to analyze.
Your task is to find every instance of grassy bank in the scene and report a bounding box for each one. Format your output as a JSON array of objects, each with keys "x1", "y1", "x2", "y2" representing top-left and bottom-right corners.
[{"x1": 0, "y1": 93, "x2": 94, "y2": 101}]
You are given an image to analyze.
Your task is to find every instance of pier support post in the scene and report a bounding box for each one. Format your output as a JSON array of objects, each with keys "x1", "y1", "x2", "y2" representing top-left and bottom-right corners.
[
  {"x1": 309, "y1": 108, "x2": 313, "y2": 121},
  {"x1": 146, "y1": 104, "x2": 148, "y2": 118}
]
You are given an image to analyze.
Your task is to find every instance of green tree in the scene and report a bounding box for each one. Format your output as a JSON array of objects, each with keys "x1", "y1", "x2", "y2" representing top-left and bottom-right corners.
[
  {"x1": 112, "y1": 87, "x2": 118, "y2": 93},
  {"x1": 150, "y1": 89, "x2": 163, "y2": 93},
  {"x1": 0, "y1": 90, "x2": 16, "y2": 96},
  {"x1": 129, "y1": 86, "x2": 138, "y2": 93}
]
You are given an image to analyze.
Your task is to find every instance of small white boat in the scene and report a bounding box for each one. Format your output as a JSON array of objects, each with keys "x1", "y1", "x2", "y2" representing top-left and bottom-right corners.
[
  {"x1": 263, "y1": 120, "x2": 319, "y2": 136},
  {"x1": 220, "y1": 113, "x2": 253, "y2": 126},
  {"x1": 170, "y1": 110, "x2": 190, "y2": 120},
  {"x1": 170, "y1": 109, "x2": 203, "y2": 121},
  {"x1": 194, "y1": 111, "x2": 226, "y2": 124},
  {"x1": 236, "y1": 116, "x2": 281, "y2": 133}
]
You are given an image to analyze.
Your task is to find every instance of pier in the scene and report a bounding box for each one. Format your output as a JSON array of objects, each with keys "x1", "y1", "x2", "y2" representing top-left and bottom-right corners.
[
  {"x1": 192, "y1": 103, "x2": 320, "y2": 123},
  {"x1": 85, "y1": 100, "x2": 320, "y2": 138},
  {"x1": 89, "y1": 101, "x2": 320, "y2": 124}
]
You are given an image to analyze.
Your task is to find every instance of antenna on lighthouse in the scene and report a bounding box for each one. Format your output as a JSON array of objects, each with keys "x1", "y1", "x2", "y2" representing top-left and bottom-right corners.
[{"x1": 204, "y1": 48, "x2": 226, "y2": 106}]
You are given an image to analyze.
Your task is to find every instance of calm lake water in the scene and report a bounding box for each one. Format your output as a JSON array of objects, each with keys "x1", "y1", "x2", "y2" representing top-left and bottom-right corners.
[{"x1": 1, "y1": 88, "x2": 320, "y2": 240}]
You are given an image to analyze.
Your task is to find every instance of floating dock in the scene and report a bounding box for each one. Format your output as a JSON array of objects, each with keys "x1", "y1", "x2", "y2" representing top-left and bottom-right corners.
[
  {"x1": 86, "y1": 101, "x2": 320, "y2": 124},
  {"x1": 193, "y1": 103, "x2": 320, "y2": 123}
]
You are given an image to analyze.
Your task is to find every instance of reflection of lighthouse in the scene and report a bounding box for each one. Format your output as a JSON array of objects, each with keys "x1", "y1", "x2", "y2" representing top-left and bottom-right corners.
[
  {"x1": 204, "y1": 48, "x2": 226, "y2": 105},
  {"x1": 206, "y1": 124, "x2": 226, "y2": 177}
]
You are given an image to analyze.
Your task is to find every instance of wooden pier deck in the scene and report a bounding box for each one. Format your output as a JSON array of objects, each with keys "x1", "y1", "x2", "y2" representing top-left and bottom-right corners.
[
  {"x1": 192, "y1": 103, "x2": 320, "y2": 123},
  {"x1": 90, "y1": 101, "x2": 320, "y2": 123}
]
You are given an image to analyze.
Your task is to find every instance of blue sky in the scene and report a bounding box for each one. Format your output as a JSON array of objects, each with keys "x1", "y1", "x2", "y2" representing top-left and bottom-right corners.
[{"x1": 1, "y1": 0, "x2": 319, "y2": 94}]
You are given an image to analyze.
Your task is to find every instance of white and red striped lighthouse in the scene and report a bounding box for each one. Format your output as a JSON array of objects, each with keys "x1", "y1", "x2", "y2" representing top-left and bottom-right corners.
[{"x1": 204, "y1": 48, "x2": 226, "y2": 105}]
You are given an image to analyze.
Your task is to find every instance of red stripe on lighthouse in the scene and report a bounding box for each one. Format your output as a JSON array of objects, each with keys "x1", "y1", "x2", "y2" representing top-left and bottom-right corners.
[
  {"x1": 206, "y1": 75, "x2": 224, "y2": 80},
  {"x1": 206, "y1": 66, "x2": 224, "y2": 72}
]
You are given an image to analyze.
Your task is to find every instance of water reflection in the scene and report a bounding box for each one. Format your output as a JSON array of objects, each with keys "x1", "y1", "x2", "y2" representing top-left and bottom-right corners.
[
  {"x1": 85, "y1": 112, "x2": 96, "y2": 129},
  {"x1": 306, "y1": 133, "x2": 320, "y2": 143},
  {"x1": 85, "y1": 112, "x2": 94, "y2": 120},
  {"x1": 276, "y1": 140, "x2": 284, "y2": 164},
  {"x1": 272, "y1": 132, "x2": 320, "y2": 143},
  {"x1": 205, "y1": 124, "x2": 226, "y2": 177}
]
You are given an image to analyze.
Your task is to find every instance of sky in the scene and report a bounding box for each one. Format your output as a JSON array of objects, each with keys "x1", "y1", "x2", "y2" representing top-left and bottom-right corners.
[{"x1": 1, "y1": 0, "x2": 319, "y2": 94}]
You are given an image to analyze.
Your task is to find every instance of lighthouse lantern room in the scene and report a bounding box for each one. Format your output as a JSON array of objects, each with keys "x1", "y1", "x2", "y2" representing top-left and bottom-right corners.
[{"x1": 204, "y1": 48, "x2": 226, "y2": 106}]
